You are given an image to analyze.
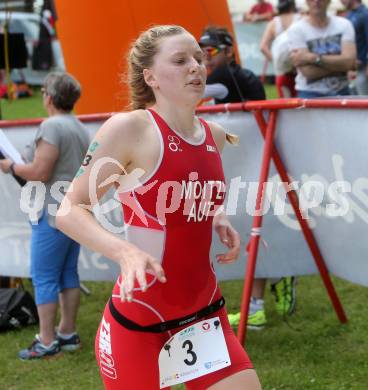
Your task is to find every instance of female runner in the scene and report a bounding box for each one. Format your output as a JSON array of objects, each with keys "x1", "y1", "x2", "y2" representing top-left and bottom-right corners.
[{"x1": 56, "y1": 25, "x2": 262, "y2": 390}]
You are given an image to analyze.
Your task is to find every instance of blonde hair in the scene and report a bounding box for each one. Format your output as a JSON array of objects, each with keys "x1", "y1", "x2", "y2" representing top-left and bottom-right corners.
[
  {"x1": 226, "y1": 132, "x2": 239, "y2": 145},
  {"x1": 127, "y1": 25, "x2": 186, "y2": 110}
]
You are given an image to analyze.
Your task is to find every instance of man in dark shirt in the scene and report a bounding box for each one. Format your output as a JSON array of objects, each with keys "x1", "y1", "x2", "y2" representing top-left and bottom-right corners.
[
  {"x1": 199, "y1": 27, "x2": 297, "y2": 332},
  {"x1": 341, "y1": 0, "x2": 368, "y2": 94},
  {"x1": 199, "y1": 26, "x2": 266, "y2": 104}
]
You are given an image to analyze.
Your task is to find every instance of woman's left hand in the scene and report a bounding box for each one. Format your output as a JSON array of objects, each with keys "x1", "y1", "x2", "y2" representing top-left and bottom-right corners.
[
  {"x1": 0, "y1": 159, "x2": 12, "y2": 173},
  {"x1": 214, "y1": 214, "x2": 241, "y2": 264}
]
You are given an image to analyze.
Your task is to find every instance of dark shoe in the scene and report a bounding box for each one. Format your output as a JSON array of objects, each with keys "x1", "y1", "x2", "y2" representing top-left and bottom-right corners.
[
  {"x1": 18, "y1": 335, "x2": 61, "y2": 360},
  {"x1": 57, "y1": 333, "x2": 81, "y2": 352}
]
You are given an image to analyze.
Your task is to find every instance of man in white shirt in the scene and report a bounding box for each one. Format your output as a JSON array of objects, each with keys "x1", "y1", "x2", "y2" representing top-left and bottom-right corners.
[{"x1": 288, "y1": 0, "x2": 357, "y2": 97}]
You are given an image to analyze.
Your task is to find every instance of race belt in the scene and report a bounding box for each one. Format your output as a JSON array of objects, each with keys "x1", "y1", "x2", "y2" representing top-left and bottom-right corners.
[{"x1": 108, "y1": 296, "x2": 225, "y2": 333}]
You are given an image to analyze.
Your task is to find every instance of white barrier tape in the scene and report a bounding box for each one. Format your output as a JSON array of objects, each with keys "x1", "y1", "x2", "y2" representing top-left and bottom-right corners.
[{"x1": 250, "y1": 227, "x2": 261, "y2": 236}]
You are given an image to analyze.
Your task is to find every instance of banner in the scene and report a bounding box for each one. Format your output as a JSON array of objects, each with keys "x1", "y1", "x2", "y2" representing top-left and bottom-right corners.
[{"x1": 1, "y1": 107, "x2": 368, "y2": 286}]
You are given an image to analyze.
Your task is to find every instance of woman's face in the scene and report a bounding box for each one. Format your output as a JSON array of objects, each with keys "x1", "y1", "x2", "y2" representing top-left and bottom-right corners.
[{"x1": 146, "y1": 32, "x2": 207, "y2": 106}]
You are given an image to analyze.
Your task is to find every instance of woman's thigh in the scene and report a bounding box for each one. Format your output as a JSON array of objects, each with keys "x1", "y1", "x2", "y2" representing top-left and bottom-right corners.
[
  {"x1": 207, "y1": 369, "x2": 261, "y2": 390},
  {"x1": 94, "y1": 305, "x2": 257, "y2": 390},
  {"x1": 95, "y1": 302, "x2": 169, "y2": 390},
  {"x1": 185, "y1": 308, "x2": 254, "y2": 390}
]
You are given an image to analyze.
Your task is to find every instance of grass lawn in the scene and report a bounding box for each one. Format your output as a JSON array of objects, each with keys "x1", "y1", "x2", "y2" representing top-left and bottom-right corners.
[
  {"x1": 1, "y1": 84, "x2": 367, "y2": 389},
  {"x1": 0, "y1": 88, "x2": 47, "y2": 120},
  {"x1": 1, "y1": 276, "x2": 367, "y2": 389}
]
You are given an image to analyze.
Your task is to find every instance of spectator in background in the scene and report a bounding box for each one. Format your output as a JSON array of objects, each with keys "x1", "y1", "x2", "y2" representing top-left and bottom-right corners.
[
  {"x1": 199, "y1": 26, "x2": 294, "y2": 332},
  {"x1": 238, "y1": 0, "x2": 301, "y2": 329},
  {"x1": 0, "y1": 72, "x2": 90, "y2": 360},
  {"x1": 260, "y1": 0, "x2": 301, "y2": 97},
  {"x1": 244, "y1": 0, "x2": 275, "y2": 23},
  {"x1": 32, "y1": 8, "x2": 56, "y2": 71},
  {"x1": 341, "y1": 0, "x2": 368, "y2": 95},
  {"x1": 199, "y1": 26, "x2": 266, "y2": 104},
  {"x1": 288, "y1": 0, "x2": 357, "y2": 98}
]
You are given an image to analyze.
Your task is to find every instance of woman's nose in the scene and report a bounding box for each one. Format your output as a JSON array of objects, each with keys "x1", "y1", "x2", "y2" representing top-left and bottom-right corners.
[{"x1": 189, "y1": 58, "x2": 201, "y2": 72}]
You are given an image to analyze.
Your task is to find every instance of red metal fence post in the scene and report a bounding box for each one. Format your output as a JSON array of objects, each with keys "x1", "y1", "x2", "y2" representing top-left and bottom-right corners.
[
  {"x1": 253, "y1": 111, "x2": 348, "y2": 325},
  {"x1": 237, "y1": 110, "x2": 278, "y2": 344}
]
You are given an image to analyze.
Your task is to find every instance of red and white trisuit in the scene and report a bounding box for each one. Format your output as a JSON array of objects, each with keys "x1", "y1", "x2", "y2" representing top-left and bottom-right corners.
[{"x1": 95, "y1": 108, "x2": 253, "y2": 389}]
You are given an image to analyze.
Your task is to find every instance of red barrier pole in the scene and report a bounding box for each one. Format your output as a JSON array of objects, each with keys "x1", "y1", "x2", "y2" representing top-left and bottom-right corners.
[
  {"x1": 237, "y1": 110, "x2": 278, "y2": 344},
  {"x1": 253, "y1": 111, "x2": 348, "y2": 325}
]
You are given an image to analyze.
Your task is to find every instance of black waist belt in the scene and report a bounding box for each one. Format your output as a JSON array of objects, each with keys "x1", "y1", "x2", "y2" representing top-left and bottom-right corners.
[{"x1": 108, "y1": 296, "x2": 225, "y2": 333}]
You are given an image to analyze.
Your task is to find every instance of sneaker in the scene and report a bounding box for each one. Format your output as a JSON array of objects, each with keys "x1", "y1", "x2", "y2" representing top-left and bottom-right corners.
[
  {"x1": 57, "y1": 333, "x2": 81, "y2": 352},
  {"x1": 247, "y1": 309, "x2": 267, "y2": 330},
  {"x1": 270, "y1": 276, "x2": 297, "y2": 316},
  {"x1": 18, "y1": 335, "x2": 61, "y2": 360},
  {"x1": 228, "y1": 312, "x2": 241, "y2": 327},
  {"x1": 227, "y1": 309, "x2": 267, "y2": 330}
]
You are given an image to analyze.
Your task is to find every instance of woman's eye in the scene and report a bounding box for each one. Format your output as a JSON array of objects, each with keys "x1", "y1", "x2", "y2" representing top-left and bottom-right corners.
[{"x1": 174, "y1": 58, "x2": 185, "y2": 64}]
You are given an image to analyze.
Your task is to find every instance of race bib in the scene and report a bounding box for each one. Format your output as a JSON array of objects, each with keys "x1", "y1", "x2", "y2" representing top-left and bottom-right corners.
[{"x1": 159, "y1": 317, "x2": 231, "y2": 388}]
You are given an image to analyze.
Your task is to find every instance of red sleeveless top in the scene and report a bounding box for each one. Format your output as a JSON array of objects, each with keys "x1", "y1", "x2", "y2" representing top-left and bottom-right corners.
[{"x1": 112, "y1": 109, "x2": 226, "y2": 326}]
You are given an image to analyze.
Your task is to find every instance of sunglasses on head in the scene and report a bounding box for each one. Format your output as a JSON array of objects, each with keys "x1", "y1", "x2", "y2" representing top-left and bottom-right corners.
[{"x1": 202, "y1": 46, "x2": 223, "y2": 57}]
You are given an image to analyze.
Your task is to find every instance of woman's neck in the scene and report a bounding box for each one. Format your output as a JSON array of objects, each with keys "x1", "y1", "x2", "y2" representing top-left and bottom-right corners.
[{"x1": 151, "y1": 101, "x2": 198, "y2": 138}]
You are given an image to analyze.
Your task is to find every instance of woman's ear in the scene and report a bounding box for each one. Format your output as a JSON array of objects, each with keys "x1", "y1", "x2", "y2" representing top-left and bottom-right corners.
[{"x1": 143, "y1": 68, "x2": 158, "y2": 89}]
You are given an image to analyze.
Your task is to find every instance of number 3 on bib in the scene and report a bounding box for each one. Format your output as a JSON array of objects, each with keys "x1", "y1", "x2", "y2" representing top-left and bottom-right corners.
[{"x1": 159, "y1": 317, "x2": 231, "y2": 388}]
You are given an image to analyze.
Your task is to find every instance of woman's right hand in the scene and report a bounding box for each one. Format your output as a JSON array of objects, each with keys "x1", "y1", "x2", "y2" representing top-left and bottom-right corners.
[{"x1": 118, "y1": 244, "x2": 166, "y2": 302}]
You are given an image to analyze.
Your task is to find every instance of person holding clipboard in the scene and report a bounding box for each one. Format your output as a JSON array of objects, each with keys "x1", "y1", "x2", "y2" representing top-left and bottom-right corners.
[
  {"x1": 0, "y1": 150, "x2": 26, "y2": 186},
  {"x1": 0, "y1": 72, "x2": 90, "y2": 360}
]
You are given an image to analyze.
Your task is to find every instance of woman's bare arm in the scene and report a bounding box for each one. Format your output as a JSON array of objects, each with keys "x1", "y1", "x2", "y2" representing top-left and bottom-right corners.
[
  {"x1": 260, "y1": 20, "x2": 275, "y2": 62},
  {"x1": 56, "y1": 111, "x2": 166, "y2": 301},
  {"x1": 207, "y1": 121, "x2": 241, "y2": 263}
]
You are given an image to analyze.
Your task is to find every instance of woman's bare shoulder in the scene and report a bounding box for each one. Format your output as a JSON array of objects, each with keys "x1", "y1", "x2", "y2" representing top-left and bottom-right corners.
[
  {"x1": 205, "y1": 120, "x2": 226, "y2": 152},
  {"x1": 95, "y1": 109, "x2": 152, "y2": 146},
  {"x1": 102, "y1": 110, "x2": 150, "y2": 135}
]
